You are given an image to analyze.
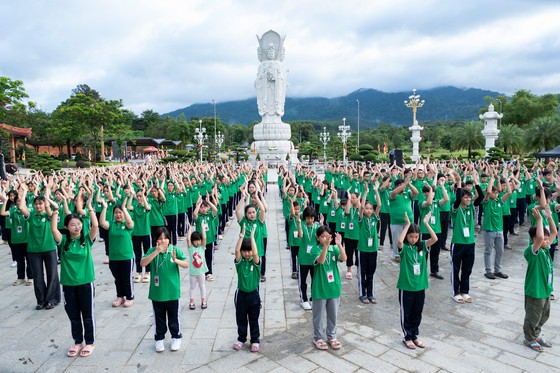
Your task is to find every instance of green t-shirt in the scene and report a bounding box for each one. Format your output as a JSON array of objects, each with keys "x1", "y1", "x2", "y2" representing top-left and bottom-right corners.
[
  {"x1": 451, "y1": 204, "x2": 476, "y2": 245},
  {"x1": 335, "y1": 206, "x2": 347, "y2": 232},
  {"x1": 148, "y1": 195, "x2": 165, "y2": 227},
  {"x1": 239, "y1": 217, "x2": 265, "y2": 256},
  {"x1": 344, "y1": 206, "x2": 360, "y2": 240},
  {"x1": 27, "y1": 211, "x2": 56, "y2": 253},
  {"x1": 397, "y1": 242, "x2": 430, "y2": 291},
  {"x1": 187, "y1": 245, "x2": 208, "y2": 276},
  {"x1": 235, "y1": 257, "x2": 261, "y2": 293},
  {"x1": 108, "y1": 221, "x2": 134, "y2": 260},
  {"x1": 196, "y1": 212, "x2": 217, "y2": 244},
  {"x1": 357, "y1": 215, "x2": 379, "y2": 252},
  {"x1": 144, "y1": 246, "x2": 186, "y2": 302},
  {"x1": 298, "y1": 222, "x2": 320, "y2": 265},
  {"x1": 419, "y1": 197, "x2": 442, "y2": 234},
  {"x1": 131, "y1": 202, "x2": 151, "y2": 236},
  {"x1": 311, "y1": 245, "x2": 342, "y2": 300},
  {"x1": 524, "y1": 245, "x2": 553, "y2": 299},
  {"x1": 288, "y1": 215, "x2": 302, "y2": 247},
  {"x1": 58, "y1": 235, "x2": 95, "y2": 286},
  {"x1": 9, "y1": 207, "x2": 28, "y2": 244},
  {"x1": 481, "y1": 198, "x2": 503, "y2": 232},
  {"x1": 162, "y1": 190, "x2": 178, "y2": 216},
  {"x1": 389, "y1": 192, "x2": 413, "y2": 225}
]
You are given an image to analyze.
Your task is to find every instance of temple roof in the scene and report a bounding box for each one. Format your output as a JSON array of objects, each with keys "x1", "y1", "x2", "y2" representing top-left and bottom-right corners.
[{"x1": 0, "y1": 123, "x2": 32, "y2": 138}]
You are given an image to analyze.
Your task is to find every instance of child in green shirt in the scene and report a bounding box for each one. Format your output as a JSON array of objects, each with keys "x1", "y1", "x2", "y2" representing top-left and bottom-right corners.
[
  {"x1": 523, "y1": 207, "x2": 556, "y2": 352},
  {"x1": 140, "y1": 227, "x2": 189, "y2": 353},
  {"x1": 232, "y1": 226, "x2": 261, "y2": 353},
  {"x1": 311, "y1": 226, "x2": 346, "y2": 351},
  {"x1": 397, "y1": 211, "x2": 437, "y2": 350}
]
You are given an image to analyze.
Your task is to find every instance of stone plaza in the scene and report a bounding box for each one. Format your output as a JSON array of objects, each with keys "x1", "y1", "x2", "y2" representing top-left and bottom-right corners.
[{"x1": 0, "y1": 169, "x2": 559, "y2": 372}]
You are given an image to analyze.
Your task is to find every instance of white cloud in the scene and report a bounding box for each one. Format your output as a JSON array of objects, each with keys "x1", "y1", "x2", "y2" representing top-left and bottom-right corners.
[{"x1": 1, "y1": 0, "x2": 559, "y2": 114}]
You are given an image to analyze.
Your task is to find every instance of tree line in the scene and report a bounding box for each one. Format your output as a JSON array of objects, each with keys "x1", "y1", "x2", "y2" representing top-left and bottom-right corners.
[{"x1": 1, "y1": 77, "x2": 559, "y2": 164}]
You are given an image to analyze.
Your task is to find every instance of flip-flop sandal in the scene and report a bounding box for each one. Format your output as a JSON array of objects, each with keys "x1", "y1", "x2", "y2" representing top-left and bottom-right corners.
[
  {"x1": 345, "y1": 272, "x2": 352, "y2": 280},
  {"x1": 328, "y1": 339, "x2": 342, "y2": 350},
  {"x1": 79, "y1": 344, "x2": 95, "y2": 357},
  {"x1": 368, "y1": 296, "x2": 377, "y2": 304},
  {"x1": 189, "y1": 302, "x2": 195, "y2": 310},
  {"x1": 67, "y1": 344, "x2": 82, "y2": 357},
  {"x1": 201, "y1": 302, "x2": 208, "y2": 309},
  {"x1": 536, "y1": 337, "x2": 552, "y2": 348},
  {"x1": 313, "y1": 339, "x2": 328, "y2": 350},
  {"x1": 359, "y1": 296, "x2": 370, "y2": 304},
  {"x1": 461, "y1": 294, "x2": 473, "y2": 303},
  {"x1": 452, "y1": 294, "x2": 465, "y2": 304},
  {"x1": 250, "y1": 343, "x2": 260, "y2": 353},
  {"x1": 413, "y1": 339, "x2": 426, "y2": 348},
  {"x1": 524, "y1": 340, "x2": 543, "y2": 352},
  {"x1": 403, "y1": 340, "x2": 416, "y2": 349}
]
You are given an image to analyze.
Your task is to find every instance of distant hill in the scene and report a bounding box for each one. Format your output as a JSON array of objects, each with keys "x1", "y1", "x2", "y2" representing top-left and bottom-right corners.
[{"x1": 164, "y1": 86, "x2": 503, "y2": 127}]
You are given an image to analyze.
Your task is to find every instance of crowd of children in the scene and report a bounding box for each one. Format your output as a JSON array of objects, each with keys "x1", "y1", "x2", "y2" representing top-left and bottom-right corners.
[{"x1": 1, "y1": 156, "x2": 558, "y2": 356}]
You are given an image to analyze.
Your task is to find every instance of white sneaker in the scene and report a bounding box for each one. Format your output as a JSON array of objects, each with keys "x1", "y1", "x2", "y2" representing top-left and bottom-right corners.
[
  {"x1": 301, "y1": 301, "x2": 312, "y2": 310},
  {"x1": 11, "y1": 261, "x2": 17, "y2": 268},
  {"x1": 155, "y1": 340, "x2": 165, "y2": 352},
  {"x1": 170, "y1": 338, "x2": 182, "y2": 351}
]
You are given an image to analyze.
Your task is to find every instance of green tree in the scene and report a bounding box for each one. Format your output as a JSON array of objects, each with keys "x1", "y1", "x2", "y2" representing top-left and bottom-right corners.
[
  {"x1": 0, "y1": 76, "x2": 31, "y2": 116},
  {"x1": 496, "y1": 124, "x2": 524, "y2": 155},
  {"x1": 524, "y1": 115, "x2": 560, "y2": 152},
  {"x1": 55, "y1": 85, "x2": 123, "y2": 161},
  {"x1": 451, "y1": 121, "x2": 485, "y2": 159},
  {"x1": 486, "y1": 90, "x2": 559, "y2": 127}
]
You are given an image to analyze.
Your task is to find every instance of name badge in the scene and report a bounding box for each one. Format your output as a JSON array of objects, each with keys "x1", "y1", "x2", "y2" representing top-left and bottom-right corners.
[
  {"x1": 463, "y1": 227, "x2": 470, "y2": 237},
  {"x1": 413, "y1": 263, "x2": 421, "y2": 276},
  {"x1": 349, "y1": 223, "x2": 354, "y2": 230},
  {"x1": 430, "y1": 216, "x2": 436, "y2": 225},
  {"x1": 497, "y1": 203, "x2": 501, "y2": 207},
  {"x1": 307, "y1": 245, "x2": 312, "y2": 254},
  {"x1": 331, "y1": 210, "x2": 335, "y2": 217},
  {"x1": 154, "y1": 275, "x2": 159, "y2": 287},
  {"x1": 293, "y1": 231, "x2": 298, "y2": 238},
  {"x1": 549, "y1": 273, "x2": 553, "y2": 285},
  {"x1": 17, "y1": 226, "x2": 22, "y2": 234},
  {"x1": 340, "y1": 222, "x2": 345, "y2": 229},
  {"x1": 368, "y1": 237, "x2": 373, "y2": 247},
  {"x1": 323, "y1": 201, "x2": 327, "y2": 206},
  {"x1": 327, "y1": 270, "x2": 334, "y2": 283}
]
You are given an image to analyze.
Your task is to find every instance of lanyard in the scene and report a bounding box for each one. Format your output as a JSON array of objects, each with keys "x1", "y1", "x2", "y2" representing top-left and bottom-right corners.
[
  {"x1": 305, "y1": 224, "x2": 315, "y2": 242},
  {"x1": 364, "y1": 216, "x2": 374, "y2": 236},
  {"x1": 459, "y1": 206, "x2": 468, "y2": 227}
]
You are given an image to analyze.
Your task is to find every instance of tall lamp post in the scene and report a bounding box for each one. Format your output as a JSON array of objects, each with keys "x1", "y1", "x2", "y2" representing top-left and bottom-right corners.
[
  {"x1": 319, "y1": 126, "x2": 330, "y2": 166},
  {"x1": 356, "y1": 99, "x2": 360, "y2": 149},
  {"x1": 215, "y1": 130, "x2": 224, "y2": 151},
  {"x1": 194, "y1": 119, "x2": 208, "y2": 162},
  {"x1": 337, "y1": 117, "x2": 351, "y2": 166},
  {"x1": 404, "y1": 89, "x2": 425, "y2": 162}
]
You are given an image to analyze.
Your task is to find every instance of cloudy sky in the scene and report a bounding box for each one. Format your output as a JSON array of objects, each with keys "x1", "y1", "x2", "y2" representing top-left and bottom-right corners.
[{"x1": 2, "y1": 0, "x2": 559, "y2": 115}]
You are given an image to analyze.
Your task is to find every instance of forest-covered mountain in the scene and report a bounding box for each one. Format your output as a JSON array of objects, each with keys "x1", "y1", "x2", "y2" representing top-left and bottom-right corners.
[{"x1": 164, "y1": 86, "x2": 503, "y2": 127}]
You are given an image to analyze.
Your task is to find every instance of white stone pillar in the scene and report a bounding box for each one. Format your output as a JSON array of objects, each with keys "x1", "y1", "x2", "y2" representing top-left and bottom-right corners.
[
  {"x1": 480, "y1": 103, "x2": 502, "y2": 157},
  {"x1": 410, "y1": 120, "x2": 423, "y2": 162}
]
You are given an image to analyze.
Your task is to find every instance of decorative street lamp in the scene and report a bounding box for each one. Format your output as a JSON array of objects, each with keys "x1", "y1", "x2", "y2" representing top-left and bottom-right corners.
[
  {"x1": 212, "y1": 99, "x2": 217, "y2": 142},
  {"x1": 319, "y1": 126, "x2": 330, "y2": 166},
  {"x1": 215, "y1": 130, "x2": 224, "y2": 151},
  {"x1": 356, "y1": 99, "x2": 360, "y2": 149},
  {"x1": 404, "y1": 89, "x2": 425, "y2": 161},
  {"x1": 194, "y1": 119, "x2": 208, "y2": 162},
  {"x1": 337, "y1": 117, "x2": 351, "y2": 166}
]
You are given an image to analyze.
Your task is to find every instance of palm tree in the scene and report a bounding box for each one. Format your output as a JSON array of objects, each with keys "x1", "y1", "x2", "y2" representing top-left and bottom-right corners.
[
  {"x1": 496, "y1": 124, "x2": 524, "y2": 155},
  {"x1": 525, "y1": 115, "x2": 560, "y2": 152},
  {"x1": 451, "y1": 121, "x2": 485, "y2": 159}
]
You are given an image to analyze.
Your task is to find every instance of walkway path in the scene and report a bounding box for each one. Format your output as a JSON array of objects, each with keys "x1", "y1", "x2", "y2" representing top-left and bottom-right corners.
[{"x1": 0, "y1": 169, "x2": 558, "y2": 372}]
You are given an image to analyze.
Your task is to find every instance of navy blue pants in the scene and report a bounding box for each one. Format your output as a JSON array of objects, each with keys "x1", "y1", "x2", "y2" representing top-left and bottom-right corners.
[
  {"x1": 152, "y1": 299, "x2": 181, "y2": 341},
  {"x1": 234, "y1": 289, "x2": 261, "y2": 344},
  {"x1": 63, "y1": 283, "x2": 95, "y2": 345}
]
